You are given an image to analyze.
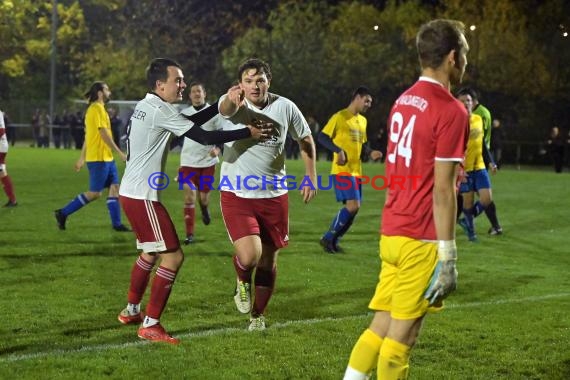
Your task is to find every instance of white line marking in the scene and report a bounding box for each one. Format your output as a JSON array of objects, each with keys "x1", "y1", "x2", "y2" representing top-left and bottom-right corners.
[{"x1": 1, "y1": 293, "x2": 568, "y2": 363}]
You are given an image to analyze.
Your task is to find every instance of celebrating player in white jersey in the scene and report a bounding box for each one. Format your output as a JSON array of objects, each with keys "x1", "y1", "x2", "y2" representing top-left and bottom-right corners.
[
  {"x1": 179, "y1": 82, "x2": 224, "y2": 244},
  {"x1": 218, "y1": 58, "x2": 317, "y2": 331},
  {"x1": 116, "y1": 58, "x2": 272, "y2": 344}
]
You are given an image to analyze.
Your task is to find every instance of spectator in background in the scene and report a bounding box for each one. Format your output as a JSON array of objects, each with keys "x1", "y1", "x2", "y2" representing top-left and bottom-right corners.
[
  {"x1": 52, "y1": 113, "x2": 63, "y2": 149},
  {"x1": 38, "y1": 110, "x2": 49, "y2": 148},
  {"x1": 3, "y1": 112, "x2": 16, "y2": 146},
  {"x1": 61, "y1": 110, "x2": 72, "y2": 149},
  {"x1": 31, "y1": 109, "x2": 41, "y2": 147},
  {"x1": 285, "y1": 133, "x2": 300, "y2": 159},
  {"x1": 108, "y1": 107, "x2": 123, "y2": 149},
  {"x1": 70, "y1": 110, "x2": 85, "y2": 149},
  {"x1": 371, "y1": 127, "x2": 387, "y2": 163},
  {"x1": 490, "y1": 119, "x2": 505, "y2": 168},
  {"x1": 547, "y1": 126, "x2": 565, "y2": 173},
  {"x1": 306, "y1": 115, "x2": 321, "y2": 160}
]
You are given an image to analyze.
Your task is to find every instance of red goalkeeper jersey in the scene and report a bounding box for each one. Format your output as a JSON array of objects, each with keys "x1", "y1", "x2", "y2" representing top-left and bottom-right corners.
[{"x1": 381, "y1": 77, "x2": 468, "y2": 241}]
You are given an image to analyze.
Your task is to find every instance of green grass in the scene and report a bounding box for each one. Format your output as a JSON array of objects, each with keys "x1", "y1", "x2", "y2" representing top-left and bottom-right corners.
[{"x1": 0, "y1": 147, "x2": 569, "y2": 379}]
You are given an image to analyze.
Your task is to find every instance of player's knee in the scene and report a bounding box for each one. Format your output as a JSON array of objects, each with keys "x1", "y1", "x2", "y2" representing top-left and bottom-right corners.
[
  {"x1": 87, "y1": 191, "x2": 102, "y2": 201},
  {"x1": 162, "y1": 249, "x2": 184, "y2": 269}
]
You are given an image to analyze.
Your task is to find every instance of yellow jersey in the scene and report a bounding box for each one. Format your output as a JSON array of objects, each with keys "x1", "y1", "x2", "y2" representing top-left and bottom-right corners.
[
  {"x1": 321, "y1": 109, "x2": 367, "y2": 176},
  {"x1": 84, "y1": 102, "x2": 113, "y2": 162},
  {"x1": 464, "y1": 113, "x2": 485, "y2": 172}
]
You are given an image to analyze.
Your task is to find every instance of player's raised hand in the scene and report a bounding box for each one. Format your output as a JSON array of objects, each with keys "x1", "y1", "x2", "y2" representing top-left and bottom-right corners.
[
  {"x1": 227, "y1": 85, "x2": 245, "y2": 107},
  {"x1": 424, "y1": 240, "x2": 458, "y2": 306},
  {"x1": 247, "y1": 120, "x2": 274, "y2": 141}
]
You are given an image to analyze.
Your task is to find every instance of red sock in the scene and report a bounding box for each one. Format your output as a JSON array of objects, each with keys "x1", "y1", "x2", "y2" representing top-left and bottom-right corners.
[
  {"x1": 252, "y1": 266, "x2": 276, "y2": 317},
  {"x1": 184, "y1": 203, "x2": 195, "y2": 235},
  {"x1": 127, "y1": 255, "x2": 154, "y2": 304},
  {"x1": 233, "y1": 255, "x2": 253, "y2": 283},
  {"x1": 146, "y1": 266, "x2": 177, "y2": 320},
  {"x1": 1, "y1": 176, "x2": 16, "y2": 202}
]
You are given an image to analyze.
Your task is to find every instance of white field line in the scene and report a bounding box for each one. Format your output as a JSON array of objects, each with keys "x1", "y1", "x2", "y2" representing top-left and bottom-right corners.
[{"x1": 1, "y1": 292, "x2": 568, "y2": 363}]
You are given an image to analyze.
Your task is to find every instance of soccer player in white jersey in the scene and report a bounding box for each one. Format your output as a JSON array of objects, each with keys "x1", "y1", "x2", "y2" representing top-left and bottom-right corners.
[
  {"x1": 179, "y1": 82, "x2": 224, "y2": 244},
  {"x1": 218, "y1": 58, "x2": 317, "y2": 331},
  {"x1": 343, "y1": 20, "x2": 469, "y2": 379},
  {"x1": 116, "y1": 58, "x2": 271, "y2": 344},
  {"x1": 0, "y1": 109, "x2": 17, "y2": 207}
]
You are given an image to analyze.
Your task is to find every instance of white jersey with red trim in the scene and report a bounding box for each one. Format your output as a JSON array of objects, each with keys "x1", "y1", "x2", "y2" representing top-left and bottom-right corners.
[
  {"x1": 120, "y1": 93, "x2": 194, "y2": 201},
  {"x1": 180, "y1": 103, "x2": 223, "y2": 168},
  {"x1": 220, "y1": 92, "x2": 311, "y2": 199},
  {"x1": 0, "y1": 110, "x2": 8, "y2": 153}
]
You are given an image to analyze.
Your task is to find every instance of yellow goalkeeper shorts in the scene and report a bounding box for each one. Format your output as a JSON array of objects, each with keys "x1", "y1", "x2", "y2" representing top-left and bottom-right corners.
[{"x1": 368, "y1": 235, "x2": 444, "y2": 319}]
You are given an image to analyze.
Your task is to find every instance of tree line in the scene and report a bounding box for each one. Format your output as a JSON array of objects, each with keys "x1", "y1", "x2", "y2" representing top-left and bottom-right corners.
[{"x1": 1, "y1": 0, "x2": 568, "y2": 141}]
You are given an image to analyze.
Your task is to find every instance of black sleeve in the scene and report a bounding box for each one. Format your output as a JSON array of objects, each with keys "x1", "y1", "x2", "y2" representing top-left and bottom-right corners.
[
  {"x1": 317, "y1": 131, "x2": 342, "y2": 153},
  {"x1": 483, "y1": 143, "x2": 496, "y2": 167},
  {"x1": 182, "y1": 101, "x2": 220, "y2": 126},
  {"x1": 361, "y1": 142, "x2": 372, "y2": 156},
  {"x1": 181, "y1": 101, "x2": 251, "y2": 145}
]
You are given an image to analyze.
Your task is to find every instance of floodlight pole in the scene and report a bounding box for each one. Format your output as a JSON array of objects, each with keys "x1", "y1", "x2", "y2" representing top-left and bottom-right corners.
[{"x1": 48, "y1": 0, "x2": 58, "y2": 146}]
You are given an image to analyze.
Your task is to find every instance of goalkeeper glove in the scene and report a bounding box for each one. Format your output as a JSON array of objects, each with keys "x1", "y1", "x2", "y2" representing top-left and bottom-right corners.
[{"x1": 424, "y1": 240, "x2": 458, "y2": 306}]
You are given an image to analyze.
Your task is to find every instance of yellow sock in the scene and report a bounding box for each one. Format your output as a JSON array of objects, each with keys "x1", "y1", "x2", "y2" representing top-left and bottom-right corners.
[
  {"x1": 378, "y1": 337, "x2": 411, "y2": 380},
  {"x1": 346, "y1": 329, "x2": 383, "y2": 375}
]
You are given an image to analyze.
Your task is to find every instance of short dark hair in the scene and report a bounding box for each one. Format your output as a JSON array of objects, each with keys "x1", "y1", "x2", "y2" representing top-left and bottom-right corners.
[
  {"x1": 188, "y1": 81, "x2": 205, "y2": 91},
  {"x1": 238, "y1": 58, "x2": 272, "y2": 82},
  {"x1": 146, "y1": 58, "x2": 182, "y2": 90},
  {"x1": 84, "y1": 81, "x2": 107, "y2": 104},
  {"x1": 456, "y1": 87, "x2": 478, "y2": 100},
  {"x1": 351, "y1": 86, "x2": 372, "y2": 101},
  {"x1": 416, "y1": 19, "x2": 466, "y2": 70}
]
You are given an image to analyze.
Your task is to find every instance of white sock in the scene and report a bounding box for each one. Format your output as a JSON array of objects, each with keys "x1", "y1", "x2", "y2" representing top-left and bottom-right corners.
[
  {"x1": 343, "y1": 366, "x2": 370, "y2": 380},
  {"x1": 143, "y1": 316, "x2": 159, "y2": 328},
  {"x1": 127, "y1": 303, "x2": 140, "y2": 315}
]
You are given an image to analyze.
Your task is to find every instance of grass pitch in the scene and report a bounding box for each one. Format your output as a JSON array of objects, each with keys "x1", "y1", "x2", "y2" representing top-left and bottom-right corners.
[{"x1": 0, "y1": 147, "x2": 569, "y2": 379}]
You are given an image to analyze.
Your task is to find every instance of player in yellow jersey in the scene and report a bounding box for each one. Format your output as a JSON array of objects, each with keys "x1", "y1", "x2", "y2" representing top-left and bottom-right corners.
[
  {"x1": 54, "y1": 82, "x2": 129, "y2": 231},
  {"x1": 318, "y1": 86, "x2": 382, "y2": 253},
  {"x1": 456, "y1": 88, "x2": 501, "y2": 241}
]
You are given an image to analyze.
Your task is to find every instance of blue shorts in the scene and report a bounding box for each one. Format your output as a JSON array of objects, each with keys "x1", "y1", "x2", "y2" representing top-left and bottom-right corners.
[
  {"x1": 87, "y1": 161, "x2": 120, "y2": 192},
  {"x1": 333, "y1": 175, "x2": 362, "y2": 202},
  {"x1": 459, "y1": 169, "x2": 491, "y2": 193}
]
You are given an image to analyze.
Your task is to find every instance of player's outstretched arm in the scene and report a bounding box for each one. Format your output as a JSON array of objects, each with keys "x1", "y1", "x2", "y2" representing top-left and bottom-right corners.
[
  {"x1": 219, "y1": 85, "x2": 245, "y2": 117},
  {"x1": 182, "y1": 116, "x2": 272, "y2": 145}
]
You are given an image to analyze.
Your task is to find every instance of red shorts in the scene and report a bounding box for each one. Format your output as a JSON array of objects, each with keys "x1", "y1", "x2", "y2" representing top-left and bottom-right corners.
[
  {"x1": 220, "y1": 191, "x2": 289, "y2": 248},
  {"x1": 119, "y1": 196, "x2": 180, "y2": 253},
  {"x1": 178, "y1": 165, "x2": 216, "y2": 193},
  {"x1": 0, "y1": 152, "x2": 6, "y2": 165}
]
